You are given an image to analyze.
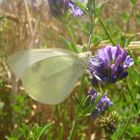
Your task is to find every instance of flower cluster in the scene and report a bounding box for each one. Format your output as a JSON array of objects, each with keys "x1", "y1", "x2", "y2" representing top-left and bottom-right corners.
[
  {"x1": 88, "y1": 45, "x2": 134, "y2": 85},
  {"x1": 48, "y1": 0, "x2": 84, "y2": 17},
  {"x1": 87, "y1": 45, "x2": 134, "y2": 118},
  {"x1": 88, "y1": 88, "x2": 113, "y2": 118},
  {"x1": 68, "y1": 1, "x2": 83, "y2": 16},
  {"x1": 48, "y1": 0, "x2": 69, "y2": 17}
]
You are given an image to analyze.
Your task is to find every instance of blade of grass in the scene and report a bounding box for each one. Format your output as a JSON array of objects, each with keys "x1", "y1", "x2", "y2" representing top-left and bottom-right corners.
[
  {"x1": 59, "y1": 35, "x2": 74, "y2": 51},
  {"x1": 65, "y1": 23, "x2": 78, "y2": 53},
  {"x1": 99, "y1": 18, "x2": 115, "y2": 45},
  {"x1": 87, "y1": 0, "x2": 96, "y2": 50},
  {"x1": 37, "y1": 122, "x2": 54, "y2": 140}
]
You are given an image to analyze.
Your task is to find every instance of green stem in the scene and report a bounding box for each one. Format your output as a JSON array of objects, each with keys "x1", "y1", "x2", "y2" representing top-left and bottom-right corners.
[
  {"x1": 112, "y1": 134, "x2": 117, "y2": 140},
  {"x1": 87, "y1": 0, "x2": 96, "y2": 50},
  {"x1": 65, "y1": 23, "x2": 78, "y2": 53},
  {"x1": 68, "y1": 118, "x2": 79, "y2": 140},
  {"x1": 117, "y1": 117, "x2": 130, "y2": 139},
  {"x1": 116, "y1": 107, "x2": 133, "y2": 140},
  {"x1": 125, "y1": 3, "x2": 137, "y2": 33},
  {"x1": 99, "y1": 18, "x2": 115, "y2": 45}
]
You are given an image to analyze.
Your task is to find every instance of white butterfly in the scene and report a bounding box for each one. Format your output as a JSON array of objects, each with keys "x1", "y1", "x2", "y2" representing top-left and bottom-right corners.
[
  {"x1": 0, "y1": 0, "x2": 4, "y2": 6},
  {"x1": 8, "y1": 48, "x2": 90, "y2": 105}
]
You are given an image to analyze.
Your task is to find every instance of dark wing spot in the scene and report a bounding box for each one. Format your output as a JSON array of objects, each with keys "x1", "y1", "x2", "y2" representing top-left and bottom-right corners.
[{"x1": 31, "y1": 63, "x2": 41, "y2": 72}]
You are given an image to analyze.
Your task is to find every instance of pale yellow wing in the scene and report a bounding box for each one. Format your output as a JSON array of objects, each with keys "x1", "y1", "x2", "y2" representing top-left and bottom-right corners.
[
  {"x1": 8, "y1": 48, "x2": 89, "y2": 104},
  {"x1": 8, "y1": 48, "x2": 77, "y2": 78}
]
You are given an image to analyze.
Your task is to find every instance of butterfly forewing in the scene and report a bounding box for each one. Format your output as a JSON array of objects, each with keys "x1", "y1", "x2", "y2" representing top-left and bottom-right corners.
[{"x1": 8, "y1": 48, "x2": 77, "y2": 78}]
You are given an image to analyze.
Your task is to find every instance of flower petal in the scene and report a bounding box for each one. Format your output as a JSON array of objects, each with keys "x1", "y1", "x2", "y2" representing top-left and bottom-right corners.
[
  {"x1": 111, "y1": 45, "x2": 122, "y2": 60},
  {"x1": 123, "y1": 55, "x2": 134, "y2": 68}
]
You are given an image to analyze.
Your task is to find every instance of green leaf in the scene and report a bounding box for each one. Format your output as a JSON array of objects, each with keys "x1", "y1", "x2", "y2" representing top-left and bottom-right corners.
[
  {"x1": 121, "y1": 12, "x2": 130, "y2": 23},
  {"x1": 83, "y1": 95, "x2": 92, "y2": 108},
  {"x1": 36, "y1": 123, "x2": 53, "y2": 140},
  {"x1": 59, "y1": 35, "x2": 73, "y2": 51},
  {"x1": 65, "y1": 24, "x2": 78, "y2": 53},
  {"x1": 79, "y1": 106, "x2": 91, "y2": 117},
  {"x1": 89, "y1": 92, "x2": 103, "y2": 114},
  {"x1": 130, "y1": 0, "x2": 137, "y2": 5},
  {"x1": 75, "y1": 0, "x2": 87, "y2": 12}
]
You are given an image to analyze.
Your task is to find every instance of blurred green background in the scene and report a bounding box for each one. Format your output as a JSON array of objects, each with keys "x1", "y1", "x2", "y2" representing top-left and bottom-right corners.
[{"x1": 0, "y1": 0, "x2": 140, "y2": 140}]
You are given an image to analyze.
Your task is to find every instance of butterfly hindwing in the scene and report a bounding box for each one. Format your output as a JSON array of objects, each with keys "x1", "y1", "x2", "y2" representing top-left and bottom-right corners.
[{"x1": 21, "y1": 55, "x2": 84, "y2": 104}]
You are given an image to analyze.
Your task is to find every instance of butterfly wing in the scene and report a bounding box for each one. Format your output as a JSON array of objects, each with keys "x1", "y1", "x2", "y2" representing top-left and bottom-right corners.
[
  {"x1": 8, "y1": 48, "x2": 77, "y2": 78},
  {"x1": 8, "y1": 48, "x2": 88, "y2": 104}
]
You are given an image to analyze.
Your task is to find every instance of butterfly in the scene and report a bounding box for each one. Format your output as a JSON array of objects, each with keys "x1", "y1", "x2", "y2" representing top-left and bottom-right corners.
[{"x1": 8, "y1": 48, "x2": 90, "y2": 104}]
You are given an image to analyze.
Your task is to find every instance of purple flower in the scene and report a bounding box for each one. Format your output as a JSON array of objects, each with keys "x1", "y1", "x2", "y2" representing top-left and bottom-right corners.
[
  {"x1": 48, "y1": 0, "x2": 84, "y2": 17},
  {"x1": 88, "y1": 87, "x2": 113, "y2": 118},
  {"x1": 68, "y1": 1, "x2": 83, "y2": 16},
  {"x1": 48, "y1": 0, "x2": 69, "y2": 17},
  {"x1": 88, "y1": 45, "x2": 134, "y2": 85}
]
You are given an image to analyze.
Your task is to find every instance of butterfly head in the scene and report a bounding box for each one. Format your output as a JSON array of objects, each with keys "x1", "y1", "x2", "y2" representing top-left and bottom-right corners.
[{"x1": 78, "y1": 51, "x2": 91, "y2": 68}]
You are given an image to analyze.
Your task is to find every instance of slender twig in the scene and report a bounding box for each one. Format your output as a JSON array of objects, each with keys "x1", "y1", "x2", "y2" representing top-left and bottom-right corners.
[
  {"x1": 23, "y1": 0, "x2": 33, "y2": 36},
  {"x1": 4, "y1": 84, "x2": 24, "y2": 91},
  {"x1": 0, "y1": 60, "x2": 11, "y2": 81},
  {"x1": 0, "y1": 75, "x2": 9, "y2": 82},
  {"x1": 29, "y1": 16, "x2": 40, "y2": 48}
]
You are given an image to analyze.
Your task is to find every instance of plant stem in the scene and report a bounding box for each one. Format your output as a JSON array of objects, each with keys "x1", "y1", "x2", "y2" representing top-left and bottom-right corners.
[
  {"x1": 116, "y1": 107, "x2": 133, "y2": 140},
  {"x1": 23, "y1": 0, "x2": 33, "y2": 36},
  {"x1": 65, "y1": 23, "x2": 78, "y2": 53},
  {"x1": 117, "y1": 117, "x2": 130, "y2": 139},
  {"x1": 99, "y1": 18, "x2": 115, "y2": 45},
  {"x1": 68, "y1": 118, "x2": 79, "y2": 140},
  {"x1": 87, "y1": 0, "x2": 96, "y2": 50}
]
